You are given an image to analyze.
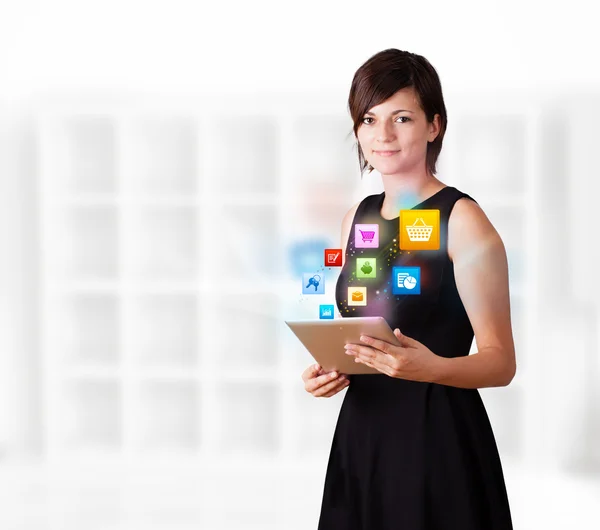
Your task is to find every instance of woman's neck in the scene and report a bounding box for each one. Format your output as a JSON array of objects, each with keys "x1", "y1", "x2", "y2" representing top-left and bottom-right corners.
[{"x1": 380, "y1": 174, "x2": 443, "y2": 215}]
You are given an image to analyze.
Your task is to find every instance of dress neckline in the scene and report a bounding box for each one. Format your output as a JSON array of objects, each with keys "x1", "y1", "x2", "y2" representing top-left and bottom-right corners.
[{"x1": 377, "y1": 185, "x2": 452, "y2": 221}]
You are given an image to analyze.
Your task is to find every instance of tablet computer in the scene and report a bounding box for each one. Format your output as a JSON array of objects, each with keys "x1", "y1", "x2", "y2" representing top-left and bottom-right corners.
[{"x1": 285, "y1": 316, "x2": 401, "y2": 375}]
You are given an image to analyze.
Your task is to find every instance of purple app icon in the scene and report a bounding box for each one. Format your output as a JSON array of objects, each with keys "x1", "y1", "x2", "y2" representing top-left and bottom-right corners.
[{"x1": 354, "y1": 224, "x2": 379, "y2": 248}]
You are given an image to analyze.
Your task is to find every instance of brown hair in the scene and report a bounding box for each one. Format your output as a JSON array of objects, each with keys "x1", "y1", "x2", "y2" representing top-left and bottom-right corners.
[{"x1": 347, "y1": 49, "x2": 447, "y2": 177}]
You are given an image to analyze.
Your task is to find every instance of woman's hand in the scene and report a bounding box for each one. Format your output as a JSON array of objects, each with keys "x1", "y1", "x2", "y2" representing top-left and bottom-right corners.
[
  {"x1": 344, "y1": 328, "x2": 441, "y2": 383},
  {"x1": 302, "y1": 363, "x2": 350, "y2": 398}
]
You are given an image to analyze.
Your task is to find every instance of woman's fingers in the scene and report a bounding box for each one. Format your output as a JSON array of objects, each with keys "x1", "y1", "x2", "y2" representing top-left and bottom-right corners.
[
  {"x1": 302, "y1": 364, "x2": 350, "y2": 397},
  {"x1": 302, "y1": 363, "x2": 321, "y2": 383},
  {"x1": 320, "y1": 378, "x2": 350, "y2": 397},
  {"x1": 311, "y1": 371, "x2": 340, "y2": 391},
  {"x1": 311, "y1": 373, "x2": 349, "y2": 397}
]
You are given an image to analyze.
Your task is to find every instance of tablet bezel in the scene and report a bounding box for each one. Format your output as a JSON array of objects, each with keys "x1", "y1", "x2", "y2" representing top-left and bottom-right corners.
[{"x1": 285, "y1": 316, "x2": 401, "y2": 375}]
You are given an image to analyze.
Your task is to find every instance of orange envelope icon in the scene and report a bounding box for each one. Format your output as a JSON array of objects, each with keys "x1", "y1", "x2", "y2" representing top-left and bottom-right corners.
[{"x1": 348, "y1": 286, "x2": 367, "y2": 306}]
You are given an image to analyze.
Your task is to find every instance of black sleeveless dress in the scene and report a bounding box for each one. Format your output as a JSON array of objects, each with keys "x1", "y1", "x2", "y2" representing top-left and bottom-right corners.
[{"x1": 317, "y1": 186, "x2": 513, "y2": 530}]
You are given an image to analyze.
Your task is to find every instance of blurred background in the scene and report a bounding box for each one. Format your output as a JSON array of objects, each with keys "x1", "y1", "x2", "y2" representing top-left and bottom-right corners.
[{"x1": 1, "y1": 0, "x2": 600, "y2": 528}]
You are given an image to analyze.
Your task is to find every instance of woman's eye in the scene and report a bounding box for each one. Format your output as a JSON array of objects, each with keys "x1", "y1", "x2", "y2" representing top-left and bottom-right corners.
[{"x1": 361, "y1": 116, "x2": 410, "y2": 124}]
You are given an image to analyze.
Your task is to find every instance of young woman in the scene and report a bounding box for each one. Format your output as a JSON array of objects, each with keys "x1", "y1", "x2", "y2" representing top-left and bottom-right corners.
[{"x1": 301, "y1": 49, "x2": 516, "y2": 529}]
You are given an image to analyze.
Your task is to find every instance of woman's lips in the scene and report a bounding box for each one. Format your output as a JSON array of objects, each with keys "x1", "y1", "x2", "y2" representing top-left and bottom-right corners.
[{"x1": 374, "y1": 150, "x2": 399, "y2": 157}]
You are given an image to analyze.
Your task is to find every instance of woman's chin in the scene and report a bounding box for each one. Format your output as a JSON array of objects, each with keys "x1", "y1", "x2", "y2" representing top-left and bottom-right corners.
[{"x1": 372, "y1": 162, "x2": 406, "y2": 174}]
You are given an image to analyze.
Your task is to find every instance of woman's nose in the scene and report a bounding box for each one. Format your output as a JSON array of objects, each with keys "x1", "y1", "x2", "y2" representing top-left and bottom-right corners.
[{"x1": 376, "y1": 121, "x2": 395, "y2": 142}]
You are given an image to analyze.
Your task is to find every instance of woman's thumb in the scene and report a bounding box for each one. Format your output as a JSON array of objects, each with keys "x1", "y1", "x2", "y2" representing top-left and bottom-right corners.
[{"x1": 394, "y1": 328, "x2": 415, "y2": 347}]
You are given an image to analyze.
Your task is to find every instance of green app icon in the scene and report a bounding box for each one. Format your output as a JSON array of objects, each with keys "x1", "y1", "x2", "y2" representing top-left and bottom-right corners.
[{"x1": 356, "y1": 258, "x2": 376, "y2": 279}]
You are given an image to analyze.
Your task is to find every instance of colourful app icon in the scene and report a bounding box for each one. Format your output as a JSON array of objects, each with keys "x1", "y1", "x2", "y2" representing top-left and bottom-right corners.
[
  {"x1": 319, "y1": 304, "x2": 335, "y2": 319},
  {"x1": 324, "y1": 248, "x2": 342, "y2": 267},
  {"x1": 392, "y1": 267, "x2": 421, "y2": 295},
  {"x1": 356, "y1": 258, "x2": 376, "y2": 278},
  {"x1": 302, "y1": 273, "x2": 325, "y2": 294},
  {"x1": 355, "y1": 224, "x2": 379, "y2": 248},
  {"x1": 347, "y1": 286, "x2": 367, "y2": 306},
  {"x1": 399, "y1": 209, "x2": 440, "y2": 250}
]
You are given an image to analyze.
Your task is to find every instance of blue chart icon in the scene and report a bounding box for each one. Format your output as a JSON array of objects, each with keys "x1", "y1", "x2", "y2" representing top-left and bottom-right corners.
[
  {"x1": 392, "y1": 267, "x2": 421, "y2": 295},
  {"x1": 302, "y1": 273, "x2": 325, "y2": 294},
  {"x1": 319, "y1": 305, "x2": 334, "y2": 319}
]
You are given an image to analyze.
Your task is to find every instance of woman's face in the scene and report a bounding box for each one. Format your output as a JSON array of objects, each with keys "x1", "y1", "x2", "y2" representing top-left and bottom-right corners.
[{"x1": 356, "y1": 87, "x2": 440, "y2": 175}]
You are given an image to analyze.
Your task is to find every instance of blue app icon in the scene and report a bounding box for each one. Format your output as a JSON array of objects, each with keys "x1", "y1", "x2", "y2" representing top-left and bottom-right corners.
[
  {"x1": 319, "y1": 304, "x2": 335, "y2": 319},
  {"x1": 392, "y1": 267, "x2": 421, "y2": 295},
  {"x1": 302, "y1": 273, "x2": 325, "y2": 295}
]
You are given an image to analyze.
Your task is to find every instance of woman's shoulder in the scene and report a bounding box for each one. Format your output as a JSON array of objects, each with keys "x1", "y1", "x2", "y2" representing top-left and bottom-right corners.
[
  {"x1": 447, "y1": 191, "x2": 503, "y2": 263},
  {"x1": 447, "y1": 185, "x2": 478, "y2": 205}
]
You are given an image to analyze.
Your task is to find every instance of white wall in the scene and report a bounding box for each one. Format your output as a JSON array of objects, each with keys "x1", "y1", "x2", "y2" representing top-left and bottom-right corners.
[{"x1": 2, "y1": 0, "x2": 600, "y2": 100}]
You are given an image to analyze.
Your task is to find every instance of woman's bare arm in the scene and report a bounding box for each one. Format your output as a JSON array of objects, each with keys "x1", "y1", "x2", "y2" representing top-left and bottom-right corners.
[{"x1": 432, "y1": 198, "x2": 517, "y2": 388}]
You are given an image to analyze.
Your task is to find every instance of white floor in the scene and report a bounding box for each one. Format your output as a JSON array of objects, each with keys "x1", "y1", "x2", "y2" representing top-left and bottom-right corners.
[{"x1": 1, "y1": 459, "x2": 599, "y2": 530}]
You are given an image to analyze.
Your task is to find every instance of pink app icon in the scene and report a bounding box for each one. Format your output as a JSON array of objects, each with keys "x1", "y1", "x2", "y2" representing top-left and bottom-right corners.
[{"x1": 354, "y1": 224, "x2": 379, "y2": 248}]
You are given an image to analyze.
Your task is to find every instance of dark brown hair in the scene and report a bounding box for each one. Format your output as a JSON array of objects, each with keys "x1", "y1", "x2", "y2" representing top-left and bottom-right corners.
[{"x1": 347, "y1": 49, "x2": 447, "y2": 177}]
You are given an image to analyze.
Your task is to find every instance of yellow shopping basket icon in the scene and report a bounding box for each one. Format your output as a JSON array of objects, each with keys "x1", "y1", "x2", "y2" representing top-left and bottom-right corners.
[
  {"x1": 406, "y1": 218, "x2": 433, "y2": 241},
  {"x1": 399, "y1": 209, "x2": 440, "y2": 250}
]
